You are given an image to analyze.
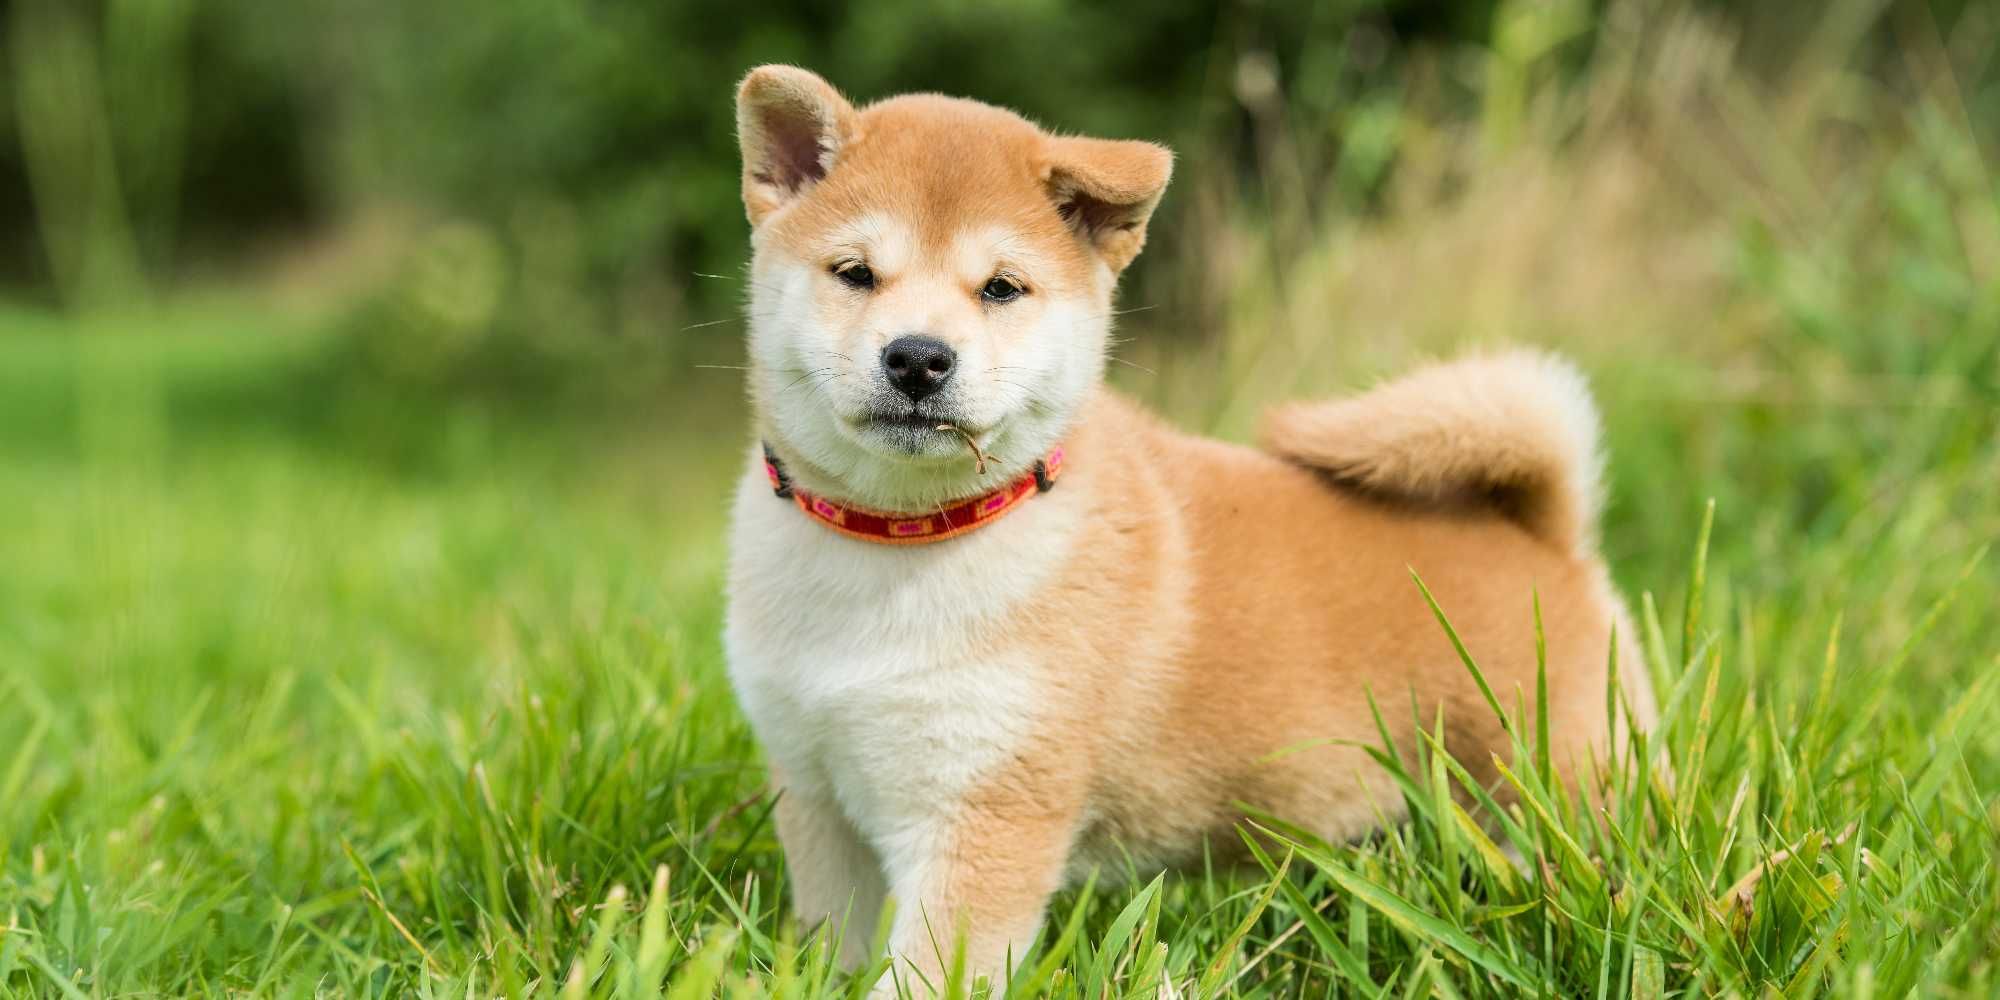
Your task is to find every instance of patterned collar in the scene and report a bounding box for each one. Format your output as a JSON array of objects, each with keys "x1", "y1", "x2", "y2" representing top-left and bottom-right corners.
[{"x1": 762, "y1": 442, "x2": 1063, "y2": 545}]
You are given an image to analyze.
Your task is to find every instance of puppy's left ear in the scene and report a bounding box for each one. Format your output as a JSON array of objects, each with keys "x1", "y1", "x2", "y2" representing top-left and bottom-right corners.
[
  {"x1": 1042, "y1": 137, "x2": 1174, "y2": 273},
  {"x1": 737, "y1": 65, "x2": 858, "y2": 226}
]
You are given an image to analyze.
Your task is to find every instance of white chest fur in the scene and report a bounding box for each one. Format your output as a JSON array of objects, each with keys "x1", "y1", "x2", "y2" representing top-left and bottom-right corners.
[{"x1": 723, "y1": 454, "x2": 1077, "y2": 844}]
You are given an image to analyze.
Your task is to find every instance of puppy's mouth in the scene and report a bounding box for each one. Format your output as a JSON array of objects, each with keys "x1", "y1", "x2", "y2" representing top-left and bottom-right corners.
[
  {"x1": 854, "y1": 403, "x2": 985, "y2": 436},
  {"x1": 847, "y1": 407, "x2": 999, "y2": 466},
  {"x1": 866, "y1": 413, "x2": 952, "y2": 433}
]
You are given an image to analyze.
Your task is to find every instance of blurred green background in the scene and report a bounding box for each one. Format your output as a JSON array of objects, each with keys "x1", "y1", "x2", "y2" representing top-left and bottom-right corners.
[
  {"x1": 3, "y1": 0, "x2": 2000, "y2": 994},
  {"x1": 0, "y1": 0, "x2": 1514, "y2": 311}
]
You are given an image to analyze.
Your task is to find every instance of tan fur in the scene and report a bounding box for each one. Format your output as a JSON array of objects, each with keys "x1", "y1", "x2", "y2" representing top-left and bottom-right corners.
[
  {"x1": 737, "y1": 66, "x2": 860, "y2": 227},
  {"x1": 950, "y1": 391, "x2": 1647, "y2": 892},
  {"x1": 724, "y1": 66, "x2": 1658, "y2": 994},
  {"x1": 1259, "y1": 351, "x2": 1607, "y2": 556}
]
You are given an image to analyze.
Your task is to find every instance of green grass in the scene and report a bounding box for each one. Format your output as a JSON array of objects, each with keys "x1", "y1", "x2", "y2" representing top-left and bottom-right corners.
[{"x1": 5, "y1": 15, "x2": 2000, "y2": 998}]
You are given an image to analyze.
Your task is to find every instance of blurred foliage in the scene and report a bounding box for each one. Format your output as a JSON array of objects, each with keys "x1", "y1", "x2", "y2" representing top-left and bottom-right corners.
[
  {"x1": 3, "y1": 0, "x2": 1726, "y2": 322},
  {"x1": 8, "y1": 0, "x2": 1988, "y2": 358},
  {"x1": 0, "y1": 0, "x2": 1471, "y2": 306}
]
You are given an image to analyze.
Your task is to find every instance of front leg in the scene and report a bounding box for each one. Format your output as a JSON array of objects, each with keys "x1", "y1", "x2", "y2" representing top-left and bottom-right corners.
[
  {"x1": 873, "y1": 783, "x2": 1081, "y2": 997},
  {"x1": 774, "y1": 772, "x2": 888, "y2": 970}
]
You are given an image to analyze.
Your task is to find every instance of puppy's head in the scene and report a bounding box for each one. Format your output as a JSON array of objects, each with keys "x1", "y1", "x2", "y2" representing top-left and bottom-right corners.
[{"x1": 735, "y1": 65, "x2": 1171, "y2": 510}]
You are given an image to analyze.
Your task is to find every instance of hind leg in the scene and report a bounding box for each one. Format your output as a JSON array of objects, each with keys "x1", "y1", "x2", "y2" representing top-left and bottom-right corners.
[{"x1": 1543, "y1": 599, "x2": 1658, "y2": 799}]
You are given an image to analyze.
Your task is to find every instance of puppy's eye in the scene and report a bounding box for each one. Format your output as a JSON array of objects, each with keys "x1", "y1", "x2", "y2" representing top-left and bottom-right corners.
[
  {"x1": 832, "y1": 262, "x2": 875, "y2": 290},
  {"x1": 981, "y1": 276, "x2": 1025, "y2": 303}
]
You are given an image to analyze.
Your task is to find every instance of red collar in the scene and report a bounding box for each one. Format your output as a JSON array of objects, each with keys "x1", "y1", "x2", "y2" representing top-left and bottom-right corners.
[{"x1": 763, "y1": 443, "x2": 1064, "y2": 545}]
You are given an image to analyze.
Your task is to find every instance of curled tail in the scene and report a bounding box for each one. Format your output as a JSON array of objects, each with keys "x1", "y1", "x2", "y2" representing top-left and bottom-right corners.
[{"x1": 1259, "y1": 351, "x2": 1605, "y2": 555}]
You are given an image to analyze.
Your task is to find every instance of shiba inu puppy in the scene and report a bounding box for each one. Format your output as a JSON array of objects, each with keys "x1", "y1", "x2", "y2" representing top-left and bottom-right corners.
[{"x1": 722, "y1": 65, "x2": 1656, "y2": 993}]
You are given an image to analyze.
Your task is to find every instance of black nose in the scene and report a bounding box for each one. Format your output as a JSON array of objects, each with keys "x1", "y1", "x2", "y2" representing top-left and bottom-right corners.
[{"x1": 881, "y1": 335, "x2": 956, "y2": 402}]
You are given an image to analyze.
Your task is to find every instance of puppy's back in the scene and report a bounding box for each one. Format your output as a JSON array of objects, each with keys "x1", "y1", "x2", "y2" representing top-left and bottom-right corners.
[{"x1": 1063, "y1": 389, "x2": 1641, "y2": 859}]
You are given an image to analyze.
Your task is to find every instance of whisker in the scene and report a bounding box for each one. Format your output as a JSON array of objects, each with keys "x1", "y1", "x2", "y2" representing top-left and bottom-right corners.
[
  {"x1": 784, "y1": 368, "x2": 836, "y2": 392},
  {"x1": 1109, "y1": 356, "x2": 1157, "y2": 376},
  {"x1": 681, "y1": 317, "x2": 739, "y2": 332},
  {"x1": 693, "y1": 364, "x2": 752, "y2": 371},
  {"x1": 992, "y1": 378, "x2": 1061, "y2": 412},
  {"x1": 801, "y1": 374, "x2": 845, "y2": 408}
]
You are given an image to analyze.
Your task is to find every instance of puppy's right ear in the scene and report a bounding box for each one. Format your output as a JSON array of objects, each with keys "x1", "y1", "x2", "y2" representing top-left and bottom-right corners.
[{"x1": 736, "y1": 65, "x2": 857, "y2": 226}]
